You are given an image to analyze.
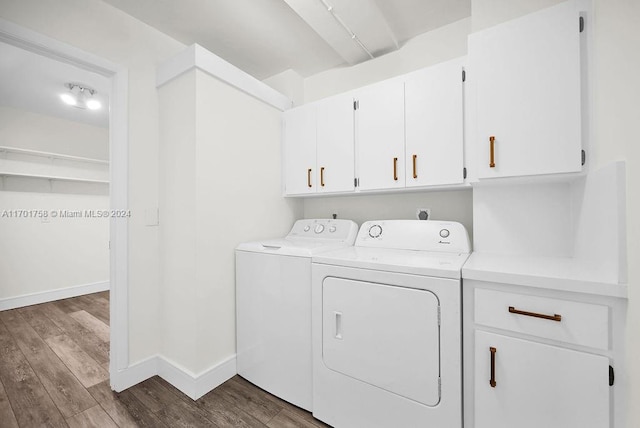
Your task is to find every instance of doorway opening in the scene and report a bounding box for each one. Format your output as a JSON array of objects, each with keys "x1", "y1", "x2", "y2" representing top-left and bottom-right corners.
[{"x1": 0, "y1": 18, "x2": 129, "y2": 383}]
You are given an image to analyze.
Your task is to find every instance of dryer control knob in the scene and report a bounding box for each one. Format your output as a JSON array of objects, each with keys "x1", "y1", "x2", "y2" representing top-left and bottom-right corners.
[
  {"x1": 439, "y1": 229, "x2": 450, "y2": 238},
  {"x1": 368, "y1": 224, "x2": 383, "y2": 238},
  {"x1": 303, "y1": 225, "x2": 311, "y2": 232},
  {"x1": 329, "y1": 226, "x2": 337, "y2": 233},
  {"x1": 314, "y1": 224, "x2": 325, "y2": 234}
]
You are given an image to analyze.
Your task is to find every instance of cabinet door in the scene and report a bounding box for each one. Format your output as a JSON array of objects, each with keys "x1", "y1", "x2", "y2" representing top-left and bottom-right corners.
[
  {"x1": 356, "y1": 79, "x2": 405, "y2": 191},
  {"x1": 317, "y1": 94, "x2": 355, "y2": 193},
  {"x1": 405, "y1": 58, "x2": 465, "y2": 187},
  {"x1": 283, "y1": 104, "x2": 316, "y2": 195},
  {"x1": 469, "y1": 1, "x2": 585, "y2": 179},
  {"x1": 474, "y1": 331, "x2": 609, "y2": 428}
]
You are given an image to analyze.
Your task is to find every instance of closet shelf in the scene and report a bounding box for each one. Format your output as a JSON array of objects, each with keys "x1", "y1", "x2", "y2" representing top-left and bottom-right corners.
[
  {"x1": 0, "y1": 154, "x2": 109, "y2": 184},
  {"x1": 0, "y1": 172, "x2": 109, "y2": 184},
  {"x1": 0, "y1": 146, "x2": 109, "y2": 165}
]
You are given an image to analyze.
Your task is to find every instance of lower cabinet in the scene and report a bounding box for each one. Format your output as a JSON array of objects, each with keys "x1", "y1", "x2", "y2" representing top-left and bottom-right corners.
[
  {"x1": 464, "y1": 280, "x2": 622, "y2": 428},
  {"x1": 474, "y1": 331, "x2": 610, "y2": 428}
]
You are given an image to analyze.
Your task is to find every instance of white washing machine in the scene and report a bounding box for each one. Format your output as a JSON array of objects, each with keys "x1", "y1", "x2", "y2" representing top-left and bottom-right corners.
[
  {"x1": 236, "y1": 219, "x2": 358, "y2": 411},
  {"x1": 312, "y1": 220, "x2": 471, "y2": 427}
]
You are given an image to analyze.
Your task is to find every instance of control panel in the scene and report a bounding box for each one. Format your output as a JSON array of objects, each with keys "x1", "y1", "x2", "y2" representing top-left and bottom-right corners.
[
  {"x1": 357, "y1": 220, "x2": 471, "y2": 253},
  {"x1": 288, "y1": 219, "x2": 359, "y2": 242}
]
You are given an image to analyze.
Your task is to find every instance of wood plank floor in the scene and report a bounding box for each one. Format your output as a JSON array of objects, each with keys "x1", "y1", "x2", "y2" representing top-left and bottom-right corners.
[{"x1": 0, "y1": 292, "x2": 330, "y2": 427}]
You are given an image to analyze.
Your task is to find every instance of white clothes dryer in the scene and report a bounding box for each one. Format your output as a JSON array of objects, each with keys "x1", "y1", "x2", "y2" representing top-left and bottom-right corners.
[
  {"x1": 311, "y1": 220, "x2": 471, "y2": 427},
  {"x1": 236, "y1": 219, "x2": 358, "y2": 411}
]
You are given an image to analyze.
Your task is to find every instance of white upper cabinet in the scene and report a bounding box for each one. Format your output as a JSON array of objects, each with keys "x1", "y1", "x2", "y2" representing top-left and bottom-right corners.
[
  {"x1": 317, "y1": 93, "x2": 355, "y2": 194},
  {"x1": 469, "y1": 0, "x2": 587, "y2": 179},
  {"x1": 355, "y1": 79, "x2": 405, "y2": 191},
  {"x1": 283, "y1": 95, "x2": 355, "y2": 196},
  {"x1": 283, "y1": 104, "x2": 317, "y2": 195},
  {"x1": 405, "y1": 58, "x2": 465, "y2": 188}
]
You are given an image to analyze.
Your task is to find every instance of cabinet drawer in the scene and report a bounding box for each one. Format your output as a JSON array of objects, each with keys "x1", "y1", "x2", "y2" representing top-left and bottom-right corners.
[{"x1": 474, "y1": 289, "x2": 609, "y2": 350}]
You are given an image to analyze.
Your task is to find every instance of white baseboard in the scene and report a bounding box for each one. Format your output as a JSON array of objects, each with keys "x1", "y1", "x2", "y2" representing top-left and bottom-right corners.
[
  {"x1": 158, "y1": 355, "x2": 237, "y2": 400},
  {"x1": 110, "y1": 354, "x2": 237, "y2": 400},
  {"x1": 110, "y1": 355, "x2": 160, "y2": 392},
  {"x1": 0, "y1": 280, "x2": 110, "y2": 311},
  {"x1": 192, "y1": 356, "x2": 237, "y2": 399}
]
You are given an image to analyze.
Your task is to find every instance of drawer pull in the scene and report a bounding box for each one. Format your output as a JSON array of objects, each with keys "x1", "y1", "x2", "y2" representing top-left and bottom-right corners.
[
  {"x1": 412, "y1": 154, "x2": 418, "y2": 179},
  {"x1": 489, "y1": 136, "x2": 496, "y2": 168},
  {"x1": 489, "y1": 347, "x2": 497, "y2": 388},
  {"x1": 508, "y1": 306, "x2": 562, "y2": 322},
  {"x1": 393, "y1": 157, "x2": 398, "y2": 181}
]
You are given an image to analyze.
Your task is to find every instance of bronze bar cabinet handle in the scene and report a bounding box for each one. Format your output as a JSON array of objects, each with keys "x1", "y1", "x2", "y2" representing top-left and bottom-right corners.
[
  {"x1": 490, "y1": 347, "x2": 497, "y2": 388},
  {"x1": 508, "y1": 306, "x2": 562, "y2": 322},
  {"x1": 412, "y1": 154, "x2": 417, "y2": 179},
  {"x1": 489, "y1": 136, "x2": 496, "y2": 168},
  {"x1": 393, "y1": 157, "x2": 398, "y2": 181}
]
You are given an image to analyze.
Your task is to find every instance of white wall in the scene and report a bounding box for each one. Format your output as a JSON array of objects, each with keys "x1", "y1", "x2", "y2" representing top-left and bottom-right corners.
[
  {"x1": 0, "y1": 0, "x2": 186, "y2": 362},
  {"x1": 587, "y1": 1, "x2": 640, "y2": 426},
  {"x1": 159, "y1": 66, "x2": 302, "y2": 376},
  {"x1": 158, "y1": 70, "x2": 198, "y2": 370},
  {"x1": 0, "y1": 192, "x2": 109, "y2": 302},
  {"x1": 471, "y1": 0, "x2": 566, "y2": 31},
  {"x1": 0, "y1": 106, "x2": 109, "y2": 159},
  {"x1": 194, "y1": 68, "x2": 302, "y2": 372},
  {"x1": 472, "y1": 182, "x2": 573, "y2": 257},
  {"x1": 0, "y1": 105, "x2": 109, "y2": 306},
  {"x1": 263, "y1": 69, "x2": 305, "y2": 107},
  {"x1": 304, "y1": 190, "x2": 473, "y2": 241}
]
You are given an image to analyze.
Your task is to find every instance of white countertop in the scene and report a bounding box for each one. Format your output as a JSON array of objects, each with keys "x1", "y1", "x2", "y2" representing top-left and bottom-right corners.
[{"x1": 462, "y1": 253, "x2": 627, "y2": 299}]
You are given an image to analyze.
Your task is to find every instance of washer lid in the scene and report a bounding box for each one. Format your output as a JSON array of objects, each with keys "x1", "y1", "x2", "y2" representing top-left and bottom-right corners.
[
  {"x1": 237, "y1": 238, "x2": 355, "y2": 257},
  {"x1": 312, "y1": 246, "x2": 470, "y2": 279}
]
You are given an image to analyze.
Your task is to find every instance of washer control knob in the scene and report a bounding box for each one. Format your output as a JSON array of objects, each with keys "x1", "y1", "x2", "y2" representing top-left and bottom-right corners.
[
  {"x1": 368, "y1": 224, "x2": 383, "y2": 238},
  {"x1": 314, "y1": 224, "x2": 325, "y2": 234},
  {"x1": 439, "y1": 229, "x2": 450, "y2": 238},
  {"x1": 303, "y1": 225, "x2": 311, "y2": 232},
  {"x1": 329, "y1": 226, "x2": 337, "y2": 233}
]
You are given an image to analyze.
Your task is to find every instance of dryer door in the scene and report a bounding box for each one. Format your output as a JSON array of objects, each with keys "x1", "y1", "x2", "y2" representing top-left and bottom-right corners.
[{"x1": 322, "y1": 277, "x2": 441, "y2": 406}]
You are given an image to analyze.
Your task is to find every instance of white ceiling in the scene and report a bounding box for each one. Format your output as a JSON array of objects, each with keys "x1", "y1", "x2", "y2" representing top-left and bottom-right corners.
[
  {"x1": 102, "y1": 0, "x2": 471, "y2": 80},
  {"x1": 0, "y1": 41, "x2": 110, "y2": 128}
]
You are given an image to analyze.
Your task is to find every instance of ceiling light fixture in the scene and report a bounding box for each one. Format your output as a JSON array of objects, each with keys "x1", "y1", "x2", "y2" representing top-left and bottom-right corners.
[
  {"x1": 60, "y1": 83, "x2": 101, "y2": 110},
  {"x1": 318, "y1": 0, "x2": 374, "y2": 59}
]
